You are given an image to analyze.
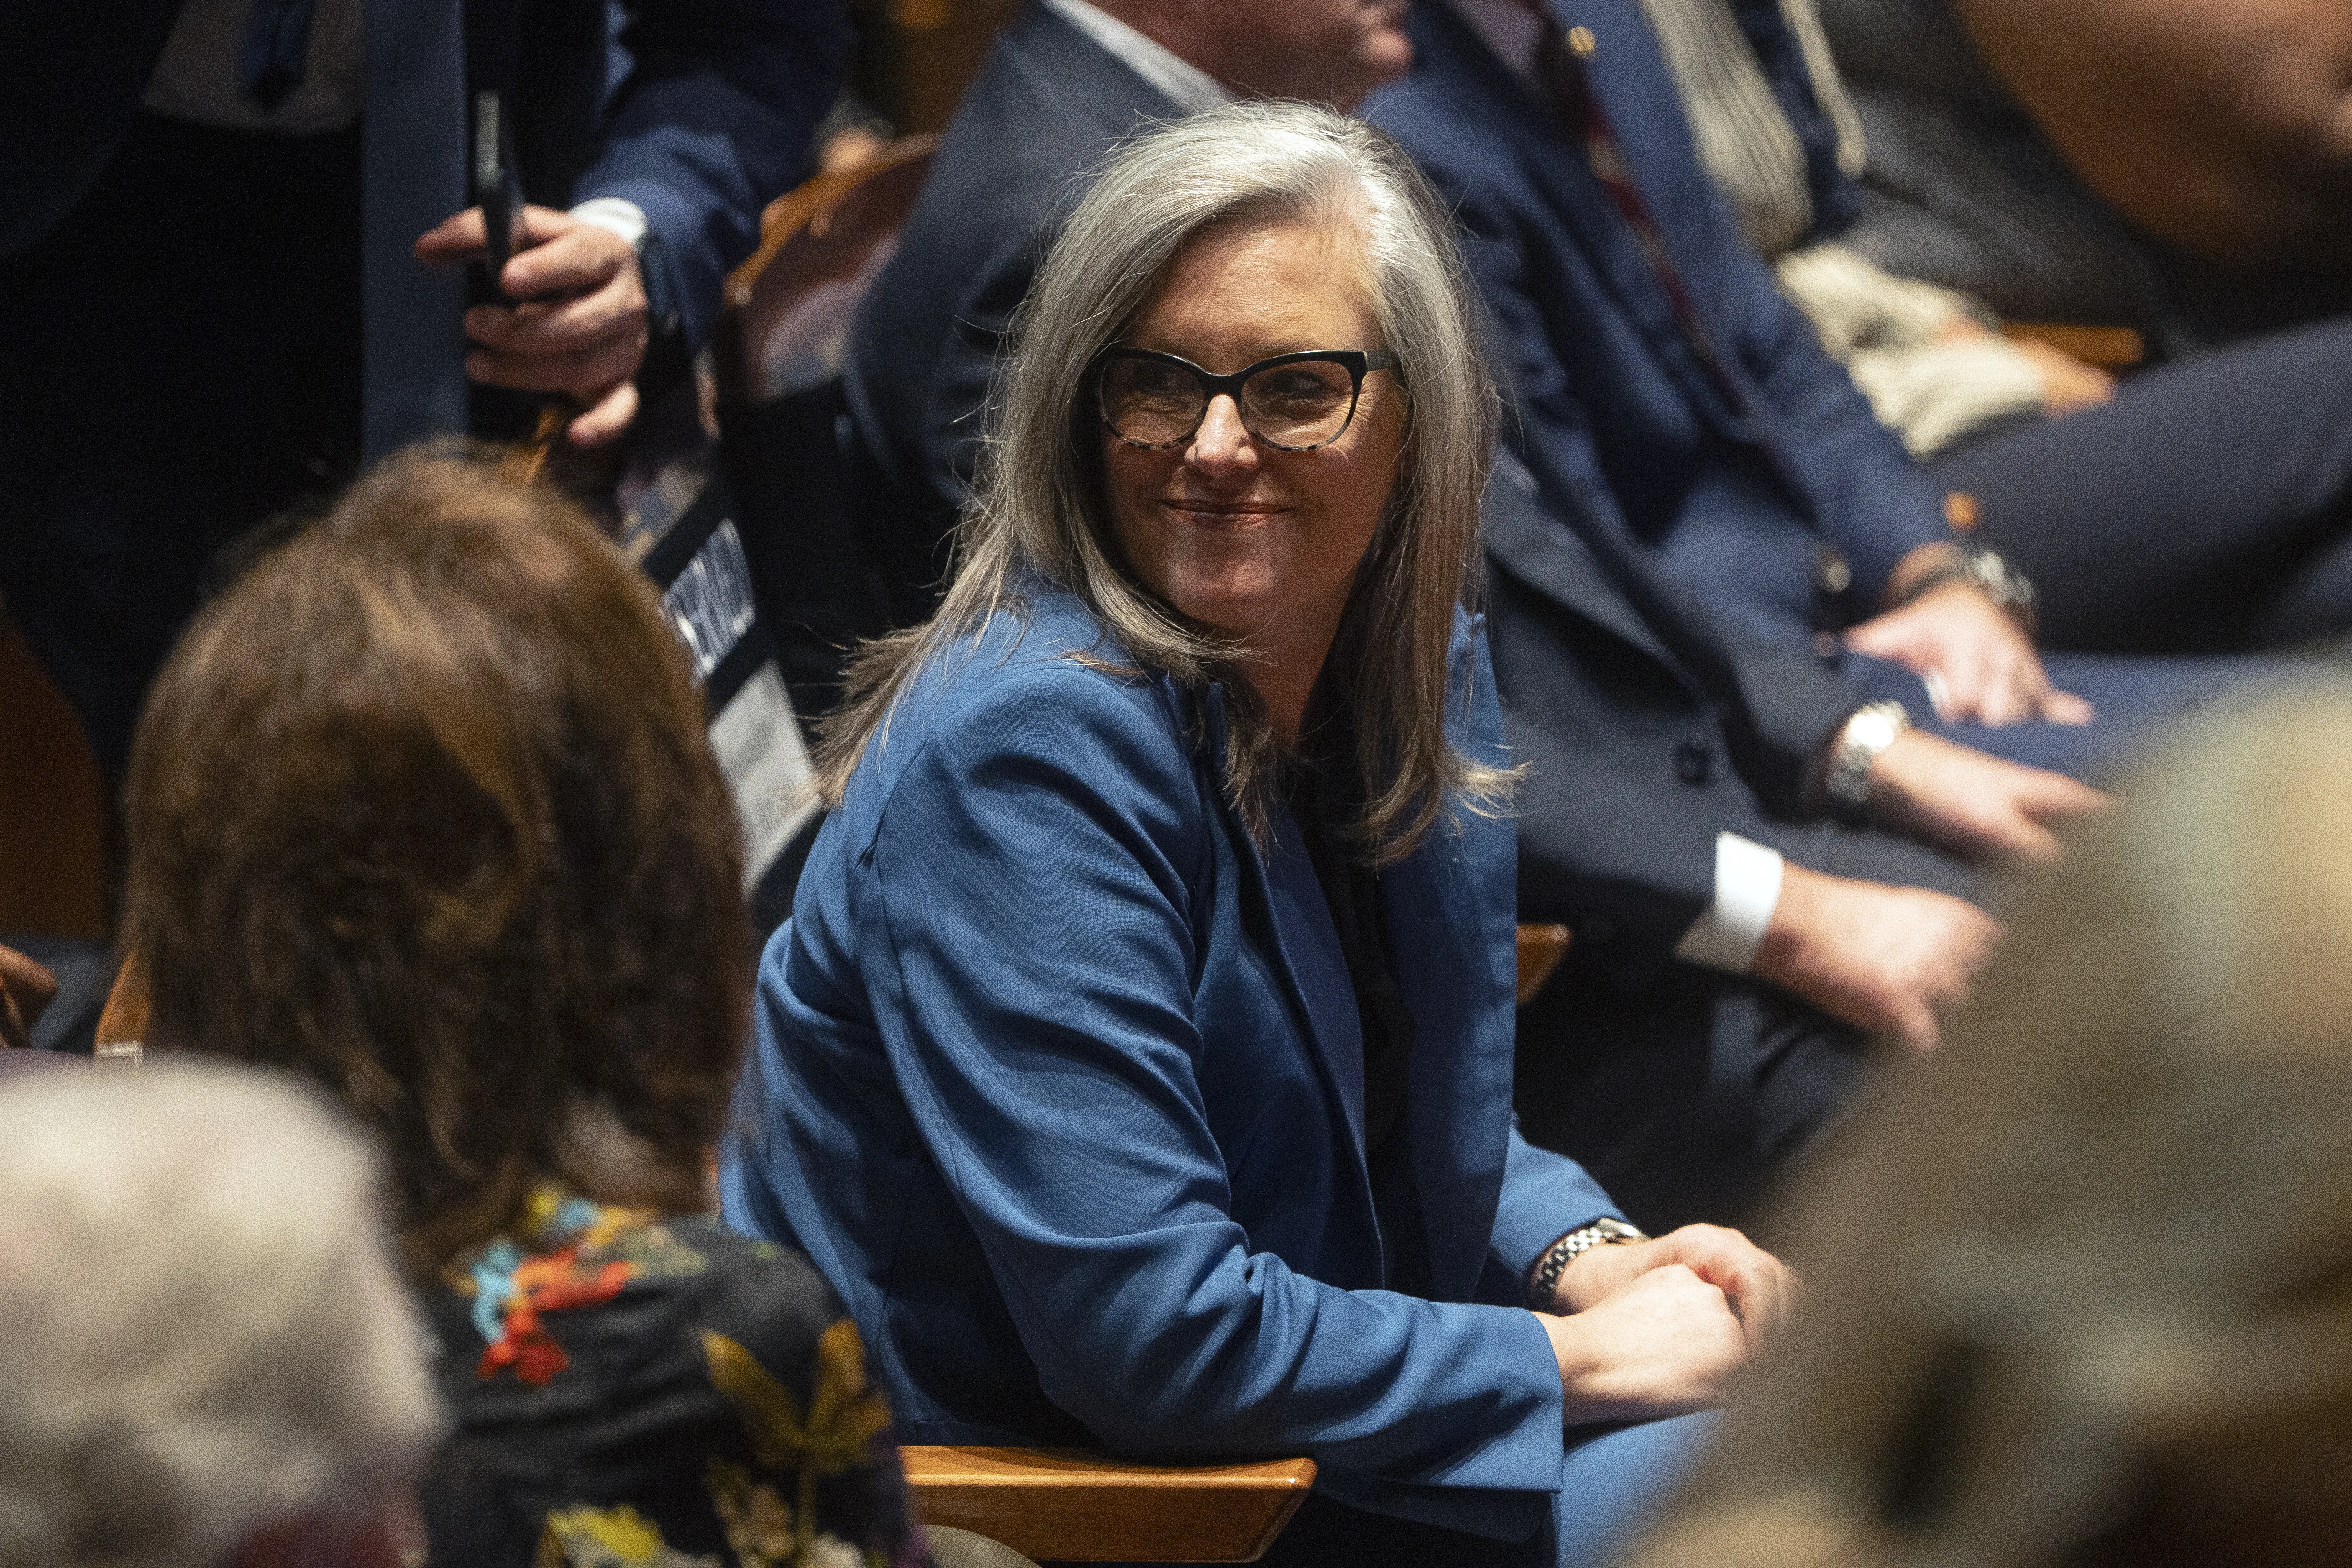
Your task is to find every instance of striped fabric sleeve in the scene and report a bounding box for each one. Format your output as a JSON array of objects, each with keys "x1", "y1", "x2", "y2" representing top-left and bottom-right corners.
[{"x1": 1777, "y1": 244, "x2": 2049, "y2": 457}]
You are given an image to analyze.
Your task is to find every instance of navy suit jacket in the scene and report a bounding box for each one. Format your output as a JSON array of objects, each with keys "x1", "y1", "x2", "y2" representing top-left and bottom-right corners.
[
  {"x1": 1481, "y1": 458, "x2": 1862, "y2": 980},
  {"x1": 0, "y1": 0, "x2": 845, "y2": 347},
  {"x1": 841, "y1": 4, "x2": 1181, "y2": 620},
  {"x1": 1366, "y1": 0, "x2": 1951, "y2": 647},
  {"x1": 721, "y1": 588, "x2": 1617, "y2": 1543}
]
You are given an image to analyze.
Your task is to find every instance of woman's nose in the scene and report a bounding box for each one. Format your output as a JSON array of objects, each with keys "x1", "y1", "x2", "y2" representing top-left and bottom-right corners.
[{"x1": 1184, "y1": 394, "x2": 1259, "y2": 474}]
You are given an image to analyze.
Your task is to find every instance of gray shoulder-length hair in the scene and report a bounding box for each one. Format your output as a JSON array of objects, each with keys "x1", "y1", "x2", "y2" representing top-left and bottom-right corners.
[{"x1": 816, "y1": 99, "x2": 1510, "y2": 862}]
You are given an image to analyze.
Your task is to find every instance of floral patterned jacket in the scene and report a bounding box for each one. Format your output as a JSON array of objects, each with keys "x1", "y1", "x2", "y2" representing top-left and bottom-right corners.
[{"x1": 422, "y1": 1189, "x2": 934, "y2": 1568}]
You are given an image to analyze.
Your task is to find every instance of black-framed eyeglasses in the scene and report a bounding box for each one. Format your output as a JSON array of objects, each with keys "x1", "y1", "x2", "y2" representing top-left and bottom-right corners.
[{"x1": 1093, "y1": 347, "x2": 1399, "y2": 452}]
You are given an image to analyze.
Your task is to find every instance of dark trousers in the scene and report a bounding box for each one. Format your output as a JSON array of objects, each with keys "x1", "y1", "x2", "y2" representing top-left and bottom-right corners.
[
  {"x1": 1514, "y1": 819, "x2": 1975, "y2": 1237},
  {"x1": 1939, "y1": 314, "x2": 2352, "y2": 655},
  {"x1": 1838, "y1": 646, "x2": 2319, "y2": 781},
  {"x1": 0, "y1": 112, "x2": 364, "y2": 778}
]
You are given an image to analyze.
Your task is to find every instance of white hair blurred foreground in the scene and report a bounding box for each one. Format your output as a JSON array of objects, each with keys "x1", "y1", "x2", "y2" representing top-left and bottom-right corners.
[
  {"x1": 0, "y1": 1061, "x2": 441, "y2": 1568},
  {"x1": 1625, "y1": 680, "x2": 2352, "y2": 1568}
]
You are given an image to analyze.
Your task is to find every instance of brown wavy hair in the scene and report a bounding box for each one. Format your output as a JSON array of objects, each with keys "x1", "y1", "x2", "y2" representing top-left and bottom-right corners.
[{"x1": 121, "y1": 448, "x2": 750, "y2": 1273}]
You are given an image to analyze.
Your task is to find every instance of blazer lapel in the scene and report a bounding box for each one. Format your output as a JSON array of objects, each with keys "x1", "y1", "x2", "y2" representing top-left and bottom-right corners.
[
  {"x1": 1484, "y1": 457, "x2": 1675, "y2": 662},
  {"x1": 1379, "y1": 622, "x2": 1523, "y2": 1303},
  {"x1": 1420, "y1": 0, "x2": 1749, "y2": 435},
  {"x1": 1197, "y1": 688, "x2": 1382, "y2": 1248}
]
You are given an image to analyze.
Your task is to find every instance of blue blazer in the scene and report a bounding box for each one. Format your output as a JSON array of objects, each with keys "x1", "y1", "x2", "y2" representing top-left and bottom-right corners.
[
  {"x1": 1365, "y1": 0, "x2": 1951, "y2": 647},
  {"x1": 0, "y1": 0, "x2": 846, "y2": 346},
  {"x1": 722, "y1": 588, "x2": 1620, "y2": 1544}
]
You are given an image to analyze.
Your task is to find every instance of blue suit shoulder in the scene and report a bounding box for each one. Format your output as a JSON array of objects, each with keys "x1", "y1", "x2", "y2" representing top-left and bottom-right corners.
[{"x1": 835, "y1": 591, "x2": 1204, "y2": 855}]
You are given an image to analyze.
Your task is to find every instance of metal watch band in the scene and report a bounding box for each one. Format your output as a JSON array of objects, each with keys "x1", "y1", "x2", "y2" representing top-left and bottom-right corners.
[
  {"x1": 1527, "y1": 1217, "x2": 1647, "y2": 1309},
  {"x1": 1825, "y1": 699, "x2": 1911, "y2": 813},
  {"x1": 1960, "y1": 544, "x2": 2040, "y2": 634},
  {"x1": 1894, "y1": 544, "x2": 2040, "y2": 633}
]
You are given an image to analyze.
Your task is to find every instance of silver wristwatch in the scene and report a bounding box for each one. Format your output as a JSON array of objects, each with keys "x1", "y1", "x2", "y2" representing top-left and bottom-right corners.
[
  {"x1": 1825, "y1": 699, "x2": 1911, "y2": 813},
  {"x1": 1528, "y1": 1216, "x2": 1648, "y2": 1309},
  {"x1": 1899, "y1": 543, "x2": 2040, "y2": 632}
]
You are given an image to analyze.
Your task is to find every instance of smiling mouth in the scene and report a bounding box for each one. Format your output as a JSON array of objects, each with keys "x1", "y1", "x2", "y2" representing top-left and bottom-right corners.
[{"x1": 1157, "y1": 499, "x2": 1287, "y2": 527}]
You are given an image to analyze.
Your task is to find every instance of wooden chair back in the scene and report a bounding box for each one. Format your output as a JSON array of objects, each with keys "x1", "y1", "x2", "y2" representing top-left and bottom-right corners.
[
  {"x1": 2001, "y1": 321, "x2": 2145, "y2": 368},
  {"x1": 92, "y1": 949, "x2": 145, "y2": 1064},
  {"x1": 1515, "y1": 923, "x2": 1573, "y2": 1005},
  {"x1": 706, "y1": 137, "x2": 940, "y2": 725},
  {"x1": 717, "y1": 136, "x2": 941, "y2": 408},
  {"x1": 902, "y1": 1446, "x2": 1315, "y2": 1563},
  {"x1": 0, "y1": 604, "x2": 109, "y2": 942}
]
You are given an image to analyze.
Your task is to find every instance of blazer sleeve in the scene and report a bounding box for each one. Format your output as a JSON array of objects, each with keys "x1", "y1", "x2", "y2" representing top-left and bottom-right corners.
[
  {"x1": 1492, "y1": 1123, "x2": 1621, "y2": 1279},
  {"x1": 575, "y1": 0, "x2": 851, "y2": 349},
  {"x1": 1726, "y1": 230, "x2": 1954, "y2": 608},
  {"x1": 1717, "y1": 638, "x2": 1862, "y2": 813},
  {"x1": 851, "y1": 665, "x2": 1569, "y2": 1509}
]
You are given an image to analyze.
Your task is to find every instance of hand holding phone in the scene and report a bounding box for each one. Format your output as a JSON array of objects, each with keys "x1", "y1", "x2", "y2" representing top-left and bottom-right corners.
[
  {"x1": 474, "y1": 91, "x2": 527, "y2": 297},
  {"x1": 415, "y1": 98, "x2": 653, "y2": 448}
]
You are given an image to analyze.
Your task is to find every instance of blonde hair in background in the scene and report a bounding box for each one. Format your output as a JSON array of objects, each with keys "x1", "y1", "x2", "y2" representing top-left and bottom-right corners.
[
  {"x1": 1625, "y1": 682, "x2": 2352, "y2": 1568},
  {"x1": 0, "y1": 1061, "x2": 441, "y2": 1568},
  {"x1": 815, "y1": 100, "x2": 1511, "y2": 862}
]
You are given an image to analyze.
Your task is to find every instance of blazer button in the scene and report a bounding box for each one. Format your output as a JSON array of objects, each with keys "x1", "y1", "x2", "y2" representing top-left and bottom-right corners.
[
  {"x1": 1675, "y1": 737, "x2": 1712, "y2": 784},
  {"x1": 1813, "y1": 544, "x2": 1853, "y2": 595}
]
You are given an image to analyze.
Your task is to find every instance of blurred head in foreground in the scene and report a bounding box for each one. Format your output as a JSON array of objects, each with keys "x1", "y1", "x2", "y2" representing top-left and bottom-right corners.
[
  {"x1": 0, "y1": 1060, "x2": 438, "y2": 1568},
  {"x1": 120, "y1": 449, "x2": 750, "y2": 1273},
  {"x1": 1625, "y1": 686, "x2": 2352, "y2": 1568}
]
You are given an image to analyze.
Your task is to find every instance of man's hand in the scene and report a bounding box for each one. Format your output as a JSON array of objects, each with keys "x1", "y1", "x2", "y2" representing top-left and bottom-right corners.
[
  {"x1": 1868, "y1": 729, "x2": 2110, "y2": 864},
  {"x1": 1751, "y1": 862, "x2": 1999, "y2": 1051},
  {"x1": 0, "y1": 942, "x2": 58, "y2": 1051},
  {"x1": 1536, "y1": 1266, "x2": 1749, "y2": 1424},
  {"x1": 2012, "y1": 338, "x2": 2117, "y2": 417},
  {"x1": 1556, "y1": 1223, "x2": 1797, "y2": 1350},
  {"x1": 1845, "y1": 558, "x2": 2093, "y2": 728},
  {"x1": 414, "y1": 203, "x2": 649, "y2": 447}
]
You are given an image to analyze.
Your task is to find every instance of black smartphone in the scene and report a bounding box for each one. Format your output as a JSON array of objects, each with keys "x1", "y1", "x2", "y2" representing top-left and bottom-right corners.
[{"x1": 474, "y1": 91, "x2": 527, "y2": 297}]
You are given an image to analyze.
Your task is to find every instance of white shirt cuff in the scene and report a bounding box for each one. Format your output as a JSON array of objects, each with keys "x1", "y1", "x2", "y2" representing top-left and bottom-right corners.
[
  {"x1": 1673, "y1": 833, "x2": 1786, "y2": 974},
  {"x1": 568, "y1": 197, "x2": 650, "y2": 249}
]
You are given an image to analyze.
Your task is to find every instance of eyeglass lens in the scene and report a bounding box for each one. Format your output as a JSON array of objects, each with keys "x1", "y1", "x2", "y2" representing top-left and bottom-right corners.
[{"x1": 1100, "y1": 357, "x2": 1362, "y2": 449}]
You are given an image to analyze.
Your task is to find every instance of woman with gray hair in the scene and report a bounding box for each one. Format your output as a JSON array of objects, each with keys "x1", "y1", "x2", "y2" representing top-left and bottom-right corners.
[
  {"x1": 0, "y1": 1060, "x2": 440, "y2": 1568},
  {"x1": 724, "y1": 100, "x2": 1797, "y2": 1566}
]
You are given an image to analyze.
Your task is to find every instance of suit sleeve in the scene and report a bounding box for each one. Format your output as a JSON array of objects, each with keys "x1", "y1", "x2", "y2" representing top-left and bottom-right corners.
[
  {"x1": 1728, "y1": 234, "x2": 1953, "y2": 608},
  {"x1": 1717, "y1": 638, "x2": 1861, "y2": 813},
  {"x1": 575, "y1": 0, "x2": 851, "y2": 349},
  {"x1": 854, "y1": 667, "x2": 1568, "y2": 1512}
]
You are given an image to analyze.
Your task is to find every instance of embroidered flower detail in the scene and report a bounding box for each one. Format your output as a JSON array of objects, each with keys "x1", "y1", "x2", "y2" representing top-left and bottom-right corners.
[
  {"x1": 707, "y1": 1460, "x2": 797, "y2": 1568},
  {"x1": 795, "y1": 1535, "x2": 865, "y2": 1568},
  {"x1": 449, "y1": 1185, "x2": 699, "y2": 1386},
  {"x1": 478, "y1": 1248, "x2": 635, "y2": 1385},
  {"x1": 535, "y1": 1504, "x2": 722, "y2": 1568},
  {"x1": 703, "y1": 1323, "x2": 894, "y2": 1566}
]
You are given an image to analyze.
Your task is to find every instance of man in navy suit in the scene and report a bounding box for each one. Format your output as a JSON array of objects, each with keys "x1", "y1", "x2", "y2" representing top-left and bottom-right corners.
[
  {"x1": 841, "y1": 0, "x2": 1413, "y2": 628},
  {"x1": 0, "y1": 0, "x2": 846, "y2": 775},
  {"x1": 1367, "y1": 0, "x2": 2298, "y2": 1226},
  {"x1": 837, "y1": 0, "x2": 2109, "y2": 1230}
]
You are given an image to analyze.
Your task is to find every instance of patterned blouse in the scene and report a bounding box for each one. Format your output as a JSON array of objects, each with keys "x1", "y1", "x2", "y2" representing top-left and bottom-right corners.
[{"x1": 421, "y1": 1188, "x2": 934, "y2": 1568}]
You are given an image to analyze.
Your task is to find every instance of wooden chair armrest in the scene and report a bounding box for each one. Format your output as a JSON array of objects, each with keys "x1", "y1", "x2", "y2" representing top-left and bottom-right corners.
[
  {"x1": 2000, "y1": 321, "x2": 2145, "y2": 368},
  {"x1": 93, "y1": 949, "x2": 146, "y2": 1062},
  {"x1": 1515, "y1": 923, "x2": 1572, "y2": 1005},
  {"x1": 900, "y1": 1446, "x2": 1315, "y2": 1563}
]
